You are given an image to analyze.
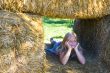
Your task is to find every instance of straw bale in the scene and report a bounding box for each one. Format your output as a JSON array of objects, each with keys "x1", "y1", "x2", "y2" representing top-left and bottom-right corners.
[
  {"x1": 0, "y1": 10, "x2": 45, "y2": 73},
  {"x1": 73, "y1": 15, "x2": 110, "y2": 71},
  {"x1": 0, "y1": 0, "x2": 110, "y2": 19}
]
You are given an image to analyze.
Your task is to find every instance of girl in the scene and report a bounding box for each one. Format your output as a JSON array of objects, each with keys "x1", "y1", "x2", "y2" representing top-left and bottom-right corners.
[{"x1": 46, "y1": 32, "x2": 86, "y2": 65}]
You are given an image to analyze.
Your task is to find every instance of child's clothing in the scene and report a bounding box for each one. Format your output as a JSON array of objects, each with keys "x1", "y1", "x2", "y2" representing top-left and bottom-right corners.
[{"x1": 46, "y1": 40, "x2": 61, "y2": 55}]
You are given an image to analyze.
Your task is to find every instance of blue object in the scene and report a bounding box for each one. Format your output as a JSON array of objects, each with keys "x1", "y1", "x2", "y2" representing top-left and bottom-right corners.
[{"x1": 45, "y1": 41, "x2": 61, "y2": 55}]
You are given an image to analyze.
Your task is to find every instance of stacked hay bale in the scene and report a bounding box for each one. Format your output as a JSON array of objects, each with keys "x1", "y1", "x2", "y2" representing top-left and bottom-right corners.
[
  {"x1": 99, "y1": 16, "x2": 110, "y2": 68},
  {"x1": 0, "y1": 0, "x2": 110, "y2": 19},
  {"x1": 73, "y1": 16, "x2": 110, "y2": 70},
  {"x1": 0, "y1": 0, "x2": 110, "y2": 73},
  {"x1": 0, "y1": 10, "x2": 45, "y2": 73}
]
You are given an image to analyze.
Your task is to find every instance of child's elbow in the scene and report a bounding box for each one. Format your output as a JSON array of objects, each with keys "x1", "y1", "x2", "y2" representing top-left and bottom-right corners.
[
  {"x1": 81, "y1": 61, "x2": 85, "y2": 65},
  {"x1": 62, "y1": 61, "x2": 67, "y2": 65},
  {"x1": 60, "y1": 59, "x2": 67, "y2": 65},
  {"x1": 81, "y1": 60, "x2": 86, "y2": 65}
]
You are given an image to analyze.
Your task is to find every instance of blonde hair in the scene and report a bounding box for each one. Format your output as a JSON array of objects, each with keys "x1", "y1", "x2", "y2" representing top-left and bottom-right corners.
[{"x1": 61, "y1": 32, "x2": 77, "y2": 48}]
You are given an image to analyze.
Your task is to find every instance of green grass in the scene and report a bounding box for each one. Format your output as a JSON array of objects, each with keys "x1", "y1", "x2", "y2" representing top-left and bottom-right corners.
[{"x1": 43, "y1": 17, "x2": 74, "y2": 43}]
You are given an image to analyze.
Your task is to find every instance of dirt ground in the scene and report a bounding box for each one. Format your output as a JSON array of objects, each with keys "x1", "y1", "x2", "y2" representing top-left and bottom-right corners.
[{"x1": 45, "y1": 44, "x2": 110, "y2": 73}]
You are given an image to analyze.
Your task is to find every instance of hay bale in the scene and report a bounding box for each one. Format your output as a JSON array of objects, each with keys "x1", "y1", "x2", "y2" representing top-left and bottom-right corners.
[
  {"x1": 99, "y1": 16, "x2": 110, "y2": 67},
  {"x1": 0, "y1": 0, "x2": 110, "y2": 19},
  {"x1": 73, "y1": 16, "x2": 110, "y2": 70},
  {"x1": 0, "y1": 10, "x2": 45, "y2": 73}
]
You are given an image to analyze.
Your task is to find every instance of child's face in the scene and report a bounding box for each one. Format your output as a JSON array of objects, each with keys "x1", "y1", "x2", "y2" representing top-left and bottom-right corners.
[{"x1": 67, "y1": 34, "x2": 77, "y2": 48}]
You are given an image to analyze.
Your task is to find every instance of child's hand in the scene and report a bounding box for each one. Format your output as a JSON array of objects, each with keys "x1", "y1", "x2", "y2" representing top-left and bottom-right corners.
[
  {"x1": 74, "y1": 43, "x2": 79, "y2": 50},
  {"x1": 65, "y1": 41, "x2": 72, "y2": 50}
]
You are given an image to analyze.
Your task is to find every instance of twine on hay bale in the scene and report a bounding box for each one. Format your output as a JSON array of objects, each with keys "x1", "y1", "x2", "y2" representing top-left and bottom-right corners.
[{"x1": 0, "y1": 10, "x2": 45, "y2": 73}]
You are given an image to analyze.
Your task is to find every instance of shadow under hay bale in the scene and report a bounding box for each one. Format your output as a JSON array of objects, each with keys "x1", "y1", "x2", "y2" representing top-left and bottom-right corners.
[
  {"x1": 0, "y1": 10, "x2": 45, "y2": 73},
  {"x1": 73, "y1": 16, "x2": 110, "y2": 72}
]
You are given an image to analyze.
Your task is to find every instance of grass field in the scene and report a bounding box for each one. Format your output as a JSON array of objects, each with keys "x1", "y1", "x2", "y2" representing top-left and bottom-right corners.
[{"x1": 43, "y1": 17, "x2": 74, "y2": 43}]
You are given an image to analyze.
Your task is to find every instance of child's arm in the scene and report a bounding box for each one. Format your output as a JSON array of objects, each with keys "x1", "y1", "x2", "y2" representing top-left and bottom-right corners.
[
  {"x1": 74, "y1": 43, "x2": 86, "y2": 64},
  {"x1": 59, "y1": 42, "x2": 72, "y2": 65}
]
